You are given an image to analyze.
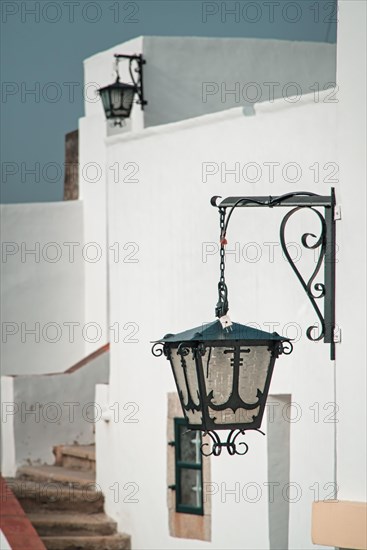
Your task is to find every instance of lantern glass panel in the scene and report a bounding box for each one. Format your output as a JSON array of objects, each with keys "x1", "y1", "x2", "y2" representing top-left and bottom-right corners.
[
  {"x1": 170, "y1": 349, "x2": 202, "y2": 426},
  {"x1": 238, "y1": 346, "x2": 272, "y2": 402},
  {"x1": 202, "y1": 344, "x2": 272, "y2": 426},
  {"x1": 111, "y1": 87, "x2": 135, "y2": 117},
  {"x1": 111, "y1": 88, "x2": 122, "y2": 109},
  {"x1": 202, "y1": 347, "x2": 233, "y2": 406},
  {"x1": 122, "y1": 88, "x2": 135, "y2": 109},
  {"x1": 100, "y1": 89, "x2": 111, "y2": 114},
  {"x1": 210, "y1": 406, "x2": 260, "y2": 425}
]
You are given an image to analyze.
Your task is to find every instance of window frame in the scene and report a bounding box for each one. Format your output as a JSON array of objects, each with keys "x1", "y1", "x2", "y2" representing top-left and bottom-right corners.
[{"x1": 174, "y1": 418, "x2": 204, "y2": 516}]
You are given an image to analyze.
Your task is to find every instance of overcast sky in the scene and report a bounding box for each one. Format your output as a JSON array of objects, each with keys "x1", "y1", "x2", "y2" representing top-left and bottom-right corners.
[{"x1": 1, "y1": 0, "x2": 337, "y2": 203}]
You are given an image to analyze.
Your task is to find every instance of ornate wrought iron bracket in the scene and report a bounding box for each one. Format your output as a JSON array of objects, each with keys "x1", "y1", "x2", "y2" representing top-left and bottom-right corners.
[
  {"x1": 114, "y1": 53, "x2": 147, "y2": 109},
  {"x1": 211, "y1": 189, "x2": 337, "y2": 360}
]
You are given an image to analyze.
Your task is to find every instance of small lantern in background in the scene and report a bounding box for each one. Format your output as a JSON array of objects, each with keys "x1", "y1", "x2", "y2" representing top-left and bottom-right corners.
[{"x1": 98, "y1": 53, "x2": 147, "y2": 126}]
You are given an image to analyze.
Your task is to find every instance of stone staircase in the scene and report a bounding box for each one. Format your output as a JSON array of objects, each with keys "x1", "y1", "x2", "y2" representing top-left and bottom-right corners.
[{"x1": 6, "y1": 444, "x2": 130, "y2": 550}]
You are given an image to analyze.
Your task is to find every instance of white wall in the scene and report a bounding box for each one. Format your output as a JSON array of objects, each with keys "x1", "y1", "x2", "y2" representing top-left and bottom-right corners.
[
  {"x1": 1, "y1": 377, "x2": 15, "y2": 477},
  {"x1": 0, "y1": 531, "x2": 12, "y2": 550},
  {"x1": 1, "y1": 349, "x2": 109, "y2": 476},
  {"x1": 78, "y1": 114, "x2": 109, "y2": 356},
  {"x1": 142, "y1": 36, "x2": 336, "y2": 127},
  {"x1": 96, "y1": 91, "x2": 337, "y2": 550},
  {"x1": 79, "y1": 37, "x2": 144, "y2": 357},
  {"x1": 0, "y1": 201, "x2": 85, "y2": 375},
  {"x1": 336, "y1": 0, "x2": 367, "y2": 502}
]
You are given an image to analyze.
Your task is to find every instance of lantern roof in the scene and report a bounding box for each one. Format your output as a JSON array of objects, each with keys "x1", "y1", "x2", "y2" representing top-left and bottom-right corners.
[
  {"x1": 157, "y1": 320, "x2": 290, "y2": 343},
  {"x1": 98, "y1": 78, "x2": 136, "y2": 93}
]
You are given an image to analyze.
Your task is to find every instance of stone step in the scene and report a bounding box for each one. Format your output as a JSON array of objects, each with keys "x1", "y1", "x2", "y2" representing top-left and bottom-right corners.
[
  {"x1": 27, "y1": 512, "x2": 117, "y2": 537},
  {"x1": 17, "y1": 465, "x2": 96, "y2": 488},
  {"x1": 41, "y1": 534, "x2": 131, "y2": 550},
  {"x1": 5, "y1": 478, "x2": 103, "y2": 513},
  {"x1": 53, "y1": 445, "x2": 96, "y2": 472}
]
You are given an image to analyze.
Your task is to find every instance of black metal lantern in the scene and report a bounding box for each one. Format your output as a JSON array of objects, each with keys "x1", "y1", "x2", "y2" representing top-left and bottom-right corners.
[
  {"x1": 98, "y1": 79, "x2": 136, "y2": 121},
  {"x1": 152, "y1": 321, "x2": 291, "y2": 456},
  {"x1": 98, "y1": 54, "x2": 147, "y2": 125}
]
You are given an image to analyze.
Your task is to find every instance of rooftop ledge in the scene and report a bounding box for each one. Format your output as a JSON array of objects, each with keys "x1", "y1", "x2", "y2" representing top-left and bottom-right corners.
[
  {"x1": 105, "y1": 88, "x2": 336, "y2": 147},
  {"x1": 312, "y1": 500, "x2": 367, "y2": 550}
]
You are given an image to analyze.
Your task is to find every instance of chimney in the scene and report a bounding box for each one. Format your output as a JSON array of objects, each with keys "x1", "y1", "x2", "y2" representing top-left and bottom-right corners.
[{"x1": 63, "y1": 129, "x2": 79, "y2": 200}]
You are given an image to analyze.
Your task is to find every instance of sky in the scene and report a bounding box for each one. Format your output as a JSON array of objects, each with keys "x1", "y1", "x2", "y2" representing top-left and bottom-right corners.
[{"x1": 1, "y1": 0, "x2": 337, "y2": 203}]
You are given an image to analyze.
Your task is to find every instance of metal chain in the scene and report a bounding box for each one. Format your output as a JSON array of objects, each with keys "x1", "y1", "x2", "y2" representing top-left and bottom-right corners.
[
  {"x1": 215, "y1": 207, "x2": 229, "y2": 318},
  {"x1": 219, "y1": 207, "x2": 226, "y2": 287}
]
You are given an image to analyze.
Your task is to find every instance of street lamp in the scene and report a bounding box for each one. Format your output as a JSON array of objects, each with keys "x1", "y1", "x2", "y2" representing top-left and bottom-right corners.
[
  {"x1": 98, "y1": 54, "x2": 147, "y2": 126},
  {"x1": 152, "y1": 190, "x2": 337, "y2": 456}
]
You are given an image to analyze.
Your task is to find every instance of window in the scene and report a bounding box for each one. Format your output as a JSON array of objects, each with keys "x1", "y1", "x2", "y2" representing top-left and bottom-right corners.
[
  {"x1": 167, "y1": 392, "x2": 211, "y2": 541},
  {"x1": 173, "y1": 418, "x2": 203, "y2": 516}
]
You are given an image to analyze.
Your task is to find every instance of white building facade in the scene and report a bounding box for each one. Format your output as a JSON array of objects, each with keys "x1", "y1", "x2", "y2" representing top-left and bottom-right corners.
[
  {"x1": 89, "y1": 4, "x2": 364, "y2": 549},
  {"x1": 1, "y1": 2, "x2": 365, "y2": 549}
]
